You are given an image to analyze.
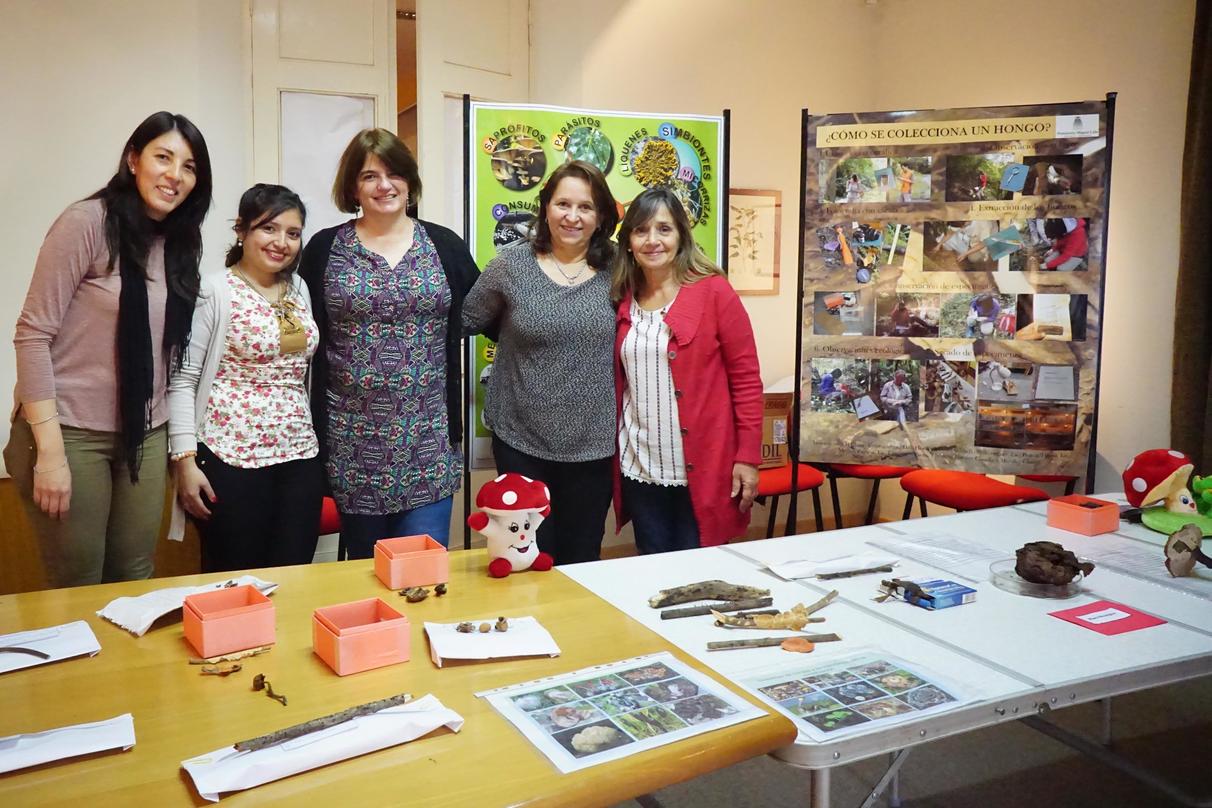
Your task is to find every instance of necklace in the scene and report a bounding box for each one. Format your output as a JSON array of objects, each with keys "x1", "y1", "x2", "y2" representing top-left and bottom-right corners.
[
  {"x1": 549, "y1": 254, "x2": 589, "y2": 285},
  {"x1": 234, "y1": 266, "x2": 307, "y2": 354}
]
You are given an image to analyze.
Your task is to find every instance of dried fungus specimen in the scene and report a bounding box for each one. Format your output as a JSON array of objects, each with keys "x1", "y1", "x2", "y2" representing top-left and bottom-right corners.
[
  {"x1": 1015, "y1": 541, "x2": 1095, "y2": 585},
  {"x1": 401, "y1": 587, "x2": 429, "y2": 602},
  {"x1": 456, "y1": 622, "x2": 475, "y2": 633}
]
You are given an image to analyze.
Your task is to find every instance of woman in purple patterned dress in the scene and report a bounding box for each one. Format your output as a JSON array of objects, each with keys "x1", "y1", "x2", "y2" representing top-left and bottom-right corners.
[{"x1": 299, "y1": 129, "x2": 480, "y2": 556}]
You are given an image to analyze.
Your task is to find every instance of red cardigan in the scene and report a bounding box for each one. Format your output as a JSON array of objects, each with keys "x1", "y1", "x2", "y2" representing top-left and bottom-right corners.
[{"x1": 613, "y1": 275, "x2": 763, "y2": 546}]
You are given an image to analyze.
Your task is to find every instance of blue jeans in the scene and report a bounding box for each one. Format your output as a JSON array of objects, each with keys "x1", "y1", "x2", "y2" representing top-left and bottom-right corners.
[
  {"x1": 338, "y1": 496, "x2": 453, "y2": 560},
  {"x1": 622, "y1": 477, "x2": 700, "y2": 555}
]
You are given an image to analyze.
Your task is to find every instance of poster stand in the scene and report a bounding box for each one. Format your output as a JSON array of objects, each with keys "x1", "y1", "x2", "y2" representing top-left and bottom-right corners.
[
  {"x1": 460, "y1": 101, "x2": 729, "y2": 548},
  {"x1": 792, "y1": 98, "x2": 1116, "y2": 517}
]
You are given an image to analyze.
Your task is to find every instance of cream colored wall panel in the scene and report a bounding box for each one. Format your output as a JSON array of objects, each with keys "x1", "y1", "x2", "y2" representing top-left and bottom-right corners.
[
  {"x1": 436, "y1": 0, "x2": 512, "y2": 75},
  {"x1": 279, "y1": 0, "x2": 376, "y2": 65}
]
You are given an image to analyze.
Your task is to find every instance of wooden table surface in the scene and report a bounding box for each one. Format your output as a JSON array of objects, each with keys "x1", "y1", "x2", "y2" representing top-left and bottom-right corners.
[{"x1": 0, "y1": 550, "x2": 795, "y2": 806}]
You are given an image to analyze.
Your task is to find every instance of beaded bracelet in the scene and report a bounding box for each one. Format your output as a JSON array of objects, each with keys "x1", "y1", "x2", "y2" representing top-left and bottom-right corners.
[{"x1": 170, "y1": 450, "x2": 199, "y2": 462}]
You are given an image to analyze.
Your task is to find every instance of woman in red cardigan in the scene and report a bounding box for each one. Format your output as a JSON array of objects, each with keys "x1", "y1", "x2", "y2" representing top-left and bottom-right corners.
[{"x1": 611, "y1": 187, "x2": 763, "y2": 552}]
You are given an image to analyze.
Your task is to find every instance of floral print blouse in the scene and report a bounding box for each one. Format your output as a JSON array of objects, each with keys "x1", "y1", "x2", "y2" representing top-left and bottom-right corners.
[
  {"x1": 322, "y1": 221, "x2": 462, "y2": 515},
  {"x1": 201, "y1": 273, "x2": 319, "y2": 468}
]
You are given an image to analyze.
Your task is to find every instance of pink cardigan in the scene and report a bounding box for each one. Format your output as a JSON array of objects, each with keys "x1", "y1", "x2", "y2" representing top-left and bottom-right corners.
[{"x1": 613, "y1": 275, "x2": 763, "y2": 546}]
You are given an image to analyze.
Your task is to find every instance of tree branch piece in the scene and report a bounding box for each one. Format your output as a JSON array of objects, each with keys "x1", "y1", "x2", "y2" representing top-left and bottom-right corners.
[
  {"x1": 659, "y1": 597, "x2": 774, "y2": 620},
  {"x1": 648, "y1": 580, "x2": 771, "y2": 608},
  {"x1": 189, "y1": 646, "x2": 271, "y2": 665},
  {"x1": 706, "y1": 633, "x2": 842, "y2": 651},
  {"x1": 233, "y1": 692, "x2": 413, "y2": 752}
]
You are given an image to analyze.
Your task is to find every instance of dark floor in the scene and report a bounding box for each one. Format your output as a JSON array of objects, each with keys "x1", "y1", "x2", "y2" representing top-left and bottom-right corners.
[{"x1": 613, "y1": 674, "x2": 1212, "y2": 808}]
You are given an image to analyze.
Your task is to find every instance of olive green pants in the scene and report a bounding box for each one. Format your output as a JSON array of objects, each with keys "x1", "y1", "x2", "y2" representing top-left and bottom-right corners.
[{"x1": 5, "y1": 418, "x2": 168, "y2": 589}]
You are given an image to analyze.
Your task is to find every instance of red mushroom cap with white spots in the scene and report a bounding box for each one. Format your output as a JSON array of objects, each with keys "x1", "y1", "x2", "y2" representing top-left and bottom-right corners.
[
  {"x1": 1122, "y1": 449, "x2": 1194, "y2": 508},
  {"x1": 475, "y1": 473, "x2": 552, "y2": 517}
]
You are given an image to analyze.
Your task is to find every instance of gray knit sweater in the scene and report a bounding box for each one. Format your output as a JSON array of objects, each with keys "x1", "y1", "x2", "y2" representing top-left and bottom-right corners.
[{"x1": 462, "y1": 242, "x2": 615, "y2": 462}]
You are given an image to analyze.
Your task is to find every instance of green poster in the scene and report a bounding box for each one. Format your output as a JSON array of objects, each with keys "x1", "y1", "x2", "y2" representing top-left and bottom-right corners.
[{"x1": 466, "y1": 102, "x2": 724, "y2": 467}]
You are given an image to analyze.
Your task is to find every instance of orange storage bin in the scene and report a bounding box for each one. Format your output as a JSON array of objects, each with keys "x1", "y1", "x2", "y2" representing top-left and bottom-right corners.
[
  {"x1": 183, "y1": 585, "x2": 275, "y2": 658},
  {"x1": 1047, "y1": 494, "x2": 1120, "y2": 536},
  {"x1": 313, "y1": 598, "x2": 410, "y2": 676},
  {"x1": 374, "y1": 534, "x2": 449, "y2": 589}
]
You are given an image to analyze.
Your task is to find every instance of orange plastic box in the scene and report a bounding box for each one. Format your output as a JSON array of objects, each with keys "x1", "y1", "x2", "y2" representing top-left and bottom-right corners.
[
  {"x1": 1047, "y1": 494, "x2": 1120, "y2": 536},
  {"x1": 374, "y1": 534, "x2": 449, "y2": 590},
  {"x1": 183, "y1": 585, "x2": 275, "y2": 658},
  {"x1": 313, "y1": 598, "x2": 411, "y2": 676}
]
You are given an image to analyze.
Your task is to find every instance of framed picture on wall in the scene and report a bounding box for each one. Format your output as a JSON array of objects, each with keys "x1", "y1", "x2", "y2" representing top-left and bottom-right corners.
[{"x1": 728, "y1": 188, "x2": 781, "y2": 295}]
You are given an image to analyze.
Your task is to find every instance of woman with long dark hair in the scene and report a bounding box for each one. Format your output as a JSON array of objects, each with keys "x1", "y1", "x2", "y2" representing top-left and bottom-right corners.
[
  {"x1": 6, "y1": 111, "x2": 212, "y2": 588},
  {"x1": 168, "y1": 184, "x2": 322, "y2": 572},
  {"x1": 611, "y1": 187, "x2": 762, "y2": 553},
  {"x1": 463, "y1": 160, "x2": 619, "y2": 564}
]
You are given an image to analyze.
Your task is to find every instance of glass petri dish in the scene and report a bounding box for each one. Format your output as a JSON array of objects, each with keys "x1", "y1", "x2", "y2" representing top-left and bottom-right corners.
[{"x1": 989, "y1": 558, "x2": 1084, "y2": 599}]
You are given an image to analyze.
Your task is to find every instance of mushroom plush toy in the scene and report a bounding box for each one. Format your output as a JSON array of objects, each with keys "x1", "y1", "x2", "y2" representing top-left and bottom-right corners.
[
  {"x1": 1122, "y1": 449, "x2": 1212, "y2": 535},
  {"x1": 467, "y1": 473, "x2": 555, "y2": 578}
]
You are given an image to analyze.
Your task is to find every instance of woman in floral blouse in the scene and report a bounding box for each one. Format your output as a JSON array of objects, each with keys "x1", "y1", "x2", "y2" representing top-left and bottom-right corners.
[
  {"x1": 299, "y1": 129, "x2": 480, "y2": 556},
  {"x1": 167, "y1": 184, "x2": 322, "y2": 572}
]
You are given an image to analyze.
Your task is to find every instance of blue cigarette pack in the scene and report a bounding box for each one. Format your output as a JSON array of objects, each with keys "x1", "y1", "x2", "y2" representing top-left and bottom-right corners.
[{"x1": 898, "y1": 579, "x2": 976, "y2": 610}]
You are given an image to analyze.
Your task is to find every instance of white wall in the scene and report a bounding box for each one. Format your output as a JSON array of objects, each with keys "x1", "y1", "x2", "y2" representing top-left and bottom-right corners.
[
  {"x1": 530, "y1": 0, "x2": 1196, "y2": 518},
  {"x1": 0, "y1": 0, "x2": 250, "y2": 471}
]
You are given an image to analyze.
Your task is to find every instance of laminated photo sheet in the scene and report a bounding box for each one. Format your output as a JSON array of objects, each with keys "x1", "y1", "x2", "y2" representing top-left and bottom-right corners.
[
  {"x1": 739, "y1": 648, "x2": 971, "y2": 743},
  {"x1": 477, "y1": 652, "x2": 764, "y2": 773}
]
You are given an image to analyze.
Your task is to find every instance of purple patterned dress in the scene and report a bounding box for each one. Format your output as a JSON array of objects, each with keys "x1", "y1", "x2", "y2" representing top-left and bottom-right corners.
[{"x1": 323, "y1": 221, "x2": 462, "y2": 515}]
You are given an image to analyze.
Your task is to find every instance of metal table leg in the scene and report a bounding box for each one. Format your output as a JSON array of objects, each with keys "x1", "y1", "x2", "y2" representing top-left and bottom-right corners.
[{"x1": 809, "y1": 767, "x2": 831, "y2": 807}]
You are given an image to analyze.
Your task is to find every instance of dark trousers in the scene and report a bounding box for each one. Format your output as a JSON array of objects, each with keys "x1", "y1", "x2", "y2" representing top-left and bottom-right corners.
[
  {"x1": 621, "y1": 476, "x2": 700, "y2": 554},
  {"x1": 195, "y1": 444, "x2": 324, "y2": 573},
  {"x1": 491, "y1": 435, "x2": 612, "y2": 564}
]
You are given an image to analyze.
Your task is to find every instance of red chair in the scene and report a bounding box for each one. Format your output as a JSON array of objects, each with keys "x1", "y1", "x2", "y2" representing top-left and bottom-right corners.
[
  {"x1": 823, "y1": 463, "x2": 916, "y2": 529},
  {"x1": 318, "y1": 496, "x2": 342, "y2": 535},
  {"x1": 1020, "y1": 474, "x2": 1078, "y2": 495},
  {"x1": 900, "y1": 469, "x2": 1049, "y2": 518},
  {"x1": 756, "y1": 463, "x2": 826, "y2": 538}
]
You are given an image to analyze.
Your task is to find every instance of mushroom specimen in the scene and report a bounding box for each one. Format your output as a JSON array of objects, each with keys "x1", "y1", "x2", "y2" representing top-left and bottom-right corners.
[
  {"x1": 1123, "y1": 449, "x2": 1212, "y2": 535},
  {"x1": 1163, "y1": 524, "x2": 1212, "y2": 577},
  {"x1": 1015, "y1": 541, "x2": 1094, "y2": 585}
]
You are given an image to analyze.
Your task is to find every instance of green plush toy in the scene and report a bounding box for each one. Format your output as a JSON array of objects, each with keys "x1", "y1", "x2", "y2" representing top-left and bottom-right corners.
[{"x1": 1191, "y1": 474, "x2": 1212, "y2": 516}]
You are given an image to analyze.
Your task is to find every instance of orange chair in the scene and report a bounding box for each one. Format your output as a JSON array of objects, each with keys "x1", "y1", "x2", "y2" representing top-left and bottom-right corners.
[
  {"x1": 900, "y1": 469, "x2": 1049, "y2": 518},
  {"x1": 823, "y1": 463, "x2": 916, "y2": 528},
  {"x1": 756, "y1": 463, "x2": 826, "y2": 538}
]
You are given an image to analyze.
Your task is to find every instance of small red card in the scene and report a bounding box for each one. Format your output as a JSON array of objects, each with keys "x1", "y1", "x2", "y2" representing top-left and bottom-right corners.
[{"x1": 1049, "y1": 600, "x2": 1165, "y2": 635}]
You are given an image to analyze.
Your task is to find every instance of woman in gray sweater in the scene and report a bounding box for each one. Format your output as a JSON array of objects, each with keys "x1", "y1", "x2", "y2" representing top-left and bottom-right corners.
[{"x1": 463, "y1": 160, "x2": 618, "y2": 564}]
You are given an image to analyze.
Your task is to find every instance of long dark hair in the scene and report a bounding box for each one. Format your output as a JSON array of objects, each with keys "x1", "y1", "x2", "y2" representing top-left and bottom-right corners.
[
  {"x1": 611, "y1": 187, "x2": 721, "y2": 302},
  {"x1": 531, "y1": 160, "x2": 618, "y2": 271},
  {"x1": 88, "y1": 111, "x2": 212, "y2": 481},
  {"x1": 225, "y1": 184, "x2": 307, "y2": 276}
]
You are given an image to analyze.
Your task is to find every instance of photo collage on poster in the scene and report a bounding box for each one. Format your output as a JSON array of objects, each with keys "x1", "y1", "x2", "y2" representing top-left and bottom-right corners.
[
  {"x1": 483, "y1": 654, "x2": 761, "y2": 773},
  {"x1": 803, "y1": 106, "x2": 1106, "y2": 469},
  {"x1": 743, "y1": 653, "x2": 965, "y2": 742}
]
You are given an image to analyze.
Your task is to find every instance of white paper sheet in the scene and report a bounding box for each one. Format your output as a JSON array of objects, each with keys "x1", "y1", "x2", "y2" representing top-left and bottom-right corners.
[
  {"x1": 1034, "y1": 365, "x2": 1076, "y2": 400},
  {"x1": 181, "y1": 694, "x2": 463, "y2": 802},
  {"x1": 0, "y1": 714, "x2": 134, "y2": 774},
  {"x1": 477, "y1": 652, "x2": 765, "y2": 774},
  {"x1": 0, "y1": 620, "x2": 100, "y2": 674},
  {"x1": 424, "y1": 616, "x2": 561, "y2": 667},
  {"x1": 97, "y1": 576, "x2": 278, "y2": 636},
  {"x1": 739, "y1": 648, "x2": 971, "y2": 743},
  {"x1": 767, "y1": 554, "x2": 900, "y2": 581},
  {"x1": 868, "y1": 533, "x2": 1006, "y2": 583}
]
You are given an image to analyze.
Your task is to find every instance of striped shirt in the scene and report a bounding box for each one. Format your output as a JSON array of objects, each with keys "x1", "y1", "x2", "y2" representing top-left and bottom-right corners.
[{"x1": 619, "y1": 297, "x2": 686, "y2": 486}]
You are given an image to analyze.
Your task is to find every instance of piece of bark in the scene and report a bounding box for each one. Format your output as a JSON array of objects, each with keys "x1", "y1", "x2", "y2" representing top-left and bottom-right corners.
[
  {"x1": 189, "y1": 646, "x2": 271, "y2": 665},
  {"x1": 817, "y1": 565, "x2": 894, "y2": 580},
  {"x1": 659, "y1": 597, "x2": 774, "y2": 620},
  {"x1": 712, "y1": 602, "x2": 828, "y2": 630},
  {"x1": 648, "y1": 580, "x2": 771, "y2": 608},
  {"x1": 200, "y1": 662, "x2": 242, "y2": 676},
  {"x1": 803, "y1": 589, "x2": 839, "y2": 615},
  {"x1": 706, "y1": 633, "x2": 842, "y2": 651},
  {"x1": 233, "y1": 692, "x2": 413, "y2": 752}
]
